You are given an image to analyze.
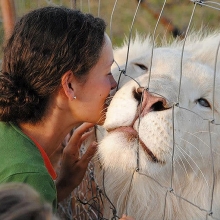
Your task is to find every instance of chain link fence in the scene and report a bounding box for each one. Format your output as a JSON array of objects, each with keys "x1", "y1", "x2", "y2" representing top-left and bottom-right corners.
[{"x1": 0, "y1": 0, "x2": 220, "y2": 219}]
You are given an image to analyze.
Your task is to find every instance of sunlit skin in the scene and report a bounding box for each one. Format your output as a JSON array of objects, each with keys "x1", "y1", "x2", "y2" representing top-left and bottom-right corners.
[
  {"x1": 120, "y1": 215, "x2": 135, "y2": 220},
  {"x1": 19, "y1": 34, "x2": 116, "y2": 158},
  {"x1": 66, "y1": 33, "x2": 117, "y2": 125},
  {"x1": 18, "y1": 33, "x2": 118, "y2": 203}
]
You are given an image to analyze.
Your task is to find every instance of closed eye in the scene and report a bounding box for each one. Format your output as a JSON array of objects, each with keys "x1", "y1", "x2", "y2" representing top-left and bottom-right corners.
[
  {"x1": 135, "y1": 63, "x2": 148, "y2": 71},
  {"x1": 197, "y1": 98, "x2": 211, "y2": 108}
]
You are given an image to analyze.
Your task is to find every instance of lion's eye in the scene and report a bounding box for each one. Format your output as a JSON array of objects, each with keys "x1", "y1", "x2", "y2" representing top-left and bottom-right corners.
[
  {"x1": 135, "y1": 63, "x2": 148, "y2": 71},
  {"x1": 197, "y1": 98, "x2": 211, "y2": 108}
]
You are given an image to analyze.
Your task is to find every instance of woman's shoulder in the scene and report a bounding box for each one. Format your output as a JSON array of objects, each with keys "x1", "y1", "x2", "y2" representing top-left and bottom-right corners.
[
  {"x1": 0, "y1": 121, "x2": 33, "y2": 143},
  {"x1": 0, "y1": 121, "x2": 57, "y2": 209},
  {"x1": 0, "y1": 121, "x2": 49, "y2": 177},
  {"x1": 0, "y1": 121, "x2": 42, "y2": 158}
]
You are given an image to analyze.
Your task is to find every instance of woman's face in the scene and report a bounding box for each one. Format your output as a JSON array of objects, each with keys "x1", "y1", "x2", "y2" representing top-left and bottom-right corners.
[{"x1": 73, "y1": 34, "x2": 117, "y2": 125}]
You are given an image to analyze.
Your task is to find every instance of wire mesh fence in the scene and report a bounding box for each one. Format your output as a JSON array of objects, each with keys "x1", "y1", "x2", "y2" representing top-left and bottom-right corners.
[
  {"x1": 0, "y1": 0, "x2": 220, "y2": 219},
  {"x1": 58, "y1": 1, "x2": 220, "y2": 219}
]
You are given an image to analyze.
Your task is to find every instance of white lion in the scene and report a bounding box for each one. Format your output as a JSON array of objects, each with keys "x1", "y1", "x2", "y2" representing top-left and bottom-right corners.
[{"x1": 94, "y1": 32, "x2": 220, "y2": 220}]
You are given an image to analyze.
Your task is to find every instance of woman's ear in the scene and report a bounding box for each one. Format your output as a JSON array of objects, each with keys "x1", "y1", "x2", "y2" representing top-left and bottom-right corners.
[{"x1": 61, "y1": 71, "x2": 76, "y2": 100}]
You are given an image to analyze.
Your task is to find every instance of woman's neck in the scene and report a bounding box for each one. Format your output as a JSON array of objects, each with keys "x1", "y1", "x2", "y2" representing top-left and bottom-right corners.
[{"x1": 18, "y1": 110, "x2": 79, "y2": 157}]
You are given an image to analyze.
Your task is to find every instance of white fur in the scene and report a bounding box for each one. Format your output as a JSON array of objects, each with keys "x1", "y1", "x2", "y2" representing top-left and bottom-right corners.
[{"x1": 95, "y1": 32, "x2": 220, "y2": 219}]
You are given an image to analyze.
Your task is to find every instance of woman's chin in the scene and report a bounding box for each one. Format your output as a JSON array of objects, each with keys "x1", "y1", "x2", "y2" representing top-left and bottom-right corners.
[
  {"x1": 96, "y1": 114, "x2": 106, "y2": 125},
  {"x1": 96, "y1": 118, "x2": 105, "y2": 126}
]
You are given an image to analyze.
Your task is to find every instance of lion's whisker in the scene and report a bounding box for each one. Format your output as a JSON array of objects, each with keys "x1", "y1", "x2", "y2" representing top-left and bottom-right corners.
[
  {"x1": 179, "y1": 137, "x2": 204, "y2": 161},
  {"x1": 175, "y1": 144, "x2": 209, "y2": 187},
  {"x1": 182, "y1": 130, "x2": 220, "y2": 155},
  {"x1": 172, "y1": 151, "x2": 190, "y2": 178}
]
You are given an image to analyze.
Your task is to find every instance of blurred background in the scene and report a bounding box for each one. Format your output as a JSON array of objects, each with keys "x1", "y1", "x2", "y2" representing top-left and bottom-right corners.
[{"x1": 0, "y1": 0, "x2": 219, "y2": 52}]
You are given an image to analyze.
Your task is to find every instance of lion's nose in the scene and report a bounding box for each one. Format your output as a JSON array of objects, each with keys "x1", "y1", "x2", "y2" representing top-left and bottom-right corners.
[{"x1": 134, "y1": 87, "x2": 168, "y2": 117}]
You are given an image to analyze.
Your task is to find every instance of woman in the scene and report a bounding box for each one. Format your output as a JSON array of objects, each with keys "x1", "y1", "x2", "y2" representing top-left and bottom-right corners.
[{"x1": 0, "y1": 6, "x2": 134, "y2": 220}]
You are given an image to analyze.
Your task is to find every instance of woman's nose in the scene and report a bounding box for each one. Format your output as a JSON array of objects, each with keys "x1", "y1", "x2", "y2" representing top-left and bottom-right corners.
[{"x1": 110, "y1": 75, "x2": 118, "y2": 90}]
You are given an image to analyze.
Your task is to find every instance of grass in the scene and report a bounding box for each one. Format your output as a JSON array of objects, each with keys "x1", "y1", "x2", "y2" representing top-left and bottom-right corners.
[{"x1": 0, "y1": 0, "x2": 219, "y2": 53}]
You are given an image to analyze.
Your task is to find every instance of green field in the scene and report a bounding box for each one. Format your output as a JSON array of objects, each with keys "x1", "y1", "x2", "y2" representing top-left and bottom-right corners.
[{"x1": 0, "y1": 0, "x2": 219, "y2": 51}]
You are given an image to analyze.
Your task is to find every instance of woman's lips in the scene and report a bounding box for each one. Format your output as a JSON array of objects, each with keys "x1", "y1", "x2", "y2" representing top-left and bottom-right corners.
[{"x1": 108, "y1": 126, "x2": 160, "y2": 163}]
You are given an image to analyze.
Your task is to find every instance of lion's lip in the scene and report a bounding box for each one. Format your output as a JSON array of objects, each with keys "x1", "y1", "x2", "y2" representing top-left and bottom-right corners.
[{"x1": 108, "y1": 126, "x2": 160, "y2": 163}]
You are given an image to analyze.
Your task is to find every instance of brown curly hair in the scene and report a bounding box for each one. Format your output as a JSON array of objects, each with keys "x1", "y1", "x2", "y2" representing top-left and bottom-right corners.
[{"x1": 0, "y1": 7, "x2": 106, "y2": 123}]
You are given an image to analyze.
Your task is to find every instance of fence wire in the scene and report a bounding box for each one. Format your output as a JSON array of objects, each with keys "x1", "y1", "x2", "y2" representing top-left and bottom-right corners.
[
  {"x1": 0, "y1": 0, "x2": 219, "y2": 219},
  {"x1": 58, "y1": 1, "x2": 220, "y2": 219}
]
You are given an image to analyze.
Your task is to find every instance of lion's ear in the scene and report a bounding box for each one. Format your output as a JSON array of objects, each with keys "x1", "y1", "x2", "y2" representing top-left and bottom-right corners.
[{"x1": 186, "y1": 32, "x2": 220, "y2": 68}]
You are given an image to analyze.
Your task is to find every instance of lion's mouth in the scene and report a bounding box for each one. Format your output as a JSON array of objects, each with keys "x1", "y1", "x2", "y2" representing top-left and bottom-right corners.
[{"x1": 108, "y1": 126, "x2": 160, "y2": 163}]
